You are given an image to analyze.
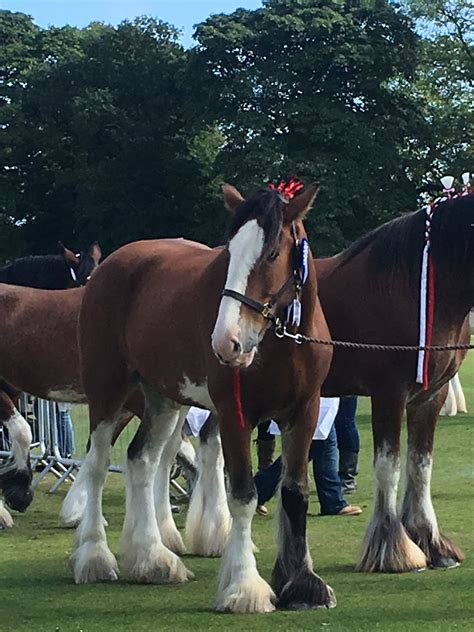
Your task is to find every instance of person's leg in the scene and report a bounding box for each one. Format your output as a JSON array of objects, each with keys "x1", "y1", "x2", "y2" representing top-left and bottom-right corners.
[
  {"x1": 311, "y1": 427, "x2": 346, "y2": 515},
  {"x1": 254, "y1": 456, "x2": 283, "y2": 511},
  {"x1": 311, "y1": 426, "x2": 362, "y2": 516},
  {"x1": 334, "y1": 396, "x2": 359, "y2": 494},
  {"x1": 256, "y1": 421, "x2": 276, "y2": 471}
]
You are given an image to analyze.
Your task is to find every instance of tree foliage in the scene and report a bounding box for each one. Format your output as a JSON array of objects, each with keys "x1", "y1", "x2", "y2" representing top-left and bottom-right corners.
[{"x1": 0, "y1": 2, "x2": 472, "y2": 260}]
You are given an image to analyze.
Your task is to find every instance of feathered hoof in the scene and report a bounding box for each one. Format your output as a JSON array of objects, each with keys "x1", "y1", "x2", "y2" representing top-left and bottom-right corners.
[
  {"x1": 123, "y1": 542, "x2": 193, "y2": 584},
  {"x1": 160, "y1": 521, "x2": 187, "y2": 556},
  {"x1": 357, "y1": 520, "x2": 427, "y2": 573},
  {"x1": 216, "y1": 575, "x2": 276, "y2": 614},
  {"x1": 273, "y1": 565, "x2": 337, "y2": 610},
  {"x1": 71, "y1": 541, "x2": 119, "y2": 584}
]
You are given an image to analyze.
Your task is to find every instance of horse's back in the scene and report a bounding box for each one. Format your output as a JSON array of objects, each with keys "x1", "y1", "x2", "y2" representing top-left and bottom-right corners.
[{"x1": 79, "y1": 238, "x2": 218, "y2": 401}]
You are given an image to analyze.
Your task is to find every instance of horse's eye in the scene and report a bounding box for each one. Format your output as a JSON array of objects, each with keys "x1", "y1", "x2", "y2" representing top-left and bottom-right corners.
[{"x1": 268, "y1": 250, "x2": 279, "y2": 262}]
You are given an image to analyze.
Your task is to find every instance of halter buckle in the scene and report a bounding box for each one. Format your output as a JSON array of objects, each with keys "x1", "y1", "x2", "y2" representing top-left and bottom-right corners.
[
  {"x1": 274, "y1": 324, "x2": 304, "y2": 344},
  {"x1": 261, "y1": 303, "x2": 273, "y2": 319}
]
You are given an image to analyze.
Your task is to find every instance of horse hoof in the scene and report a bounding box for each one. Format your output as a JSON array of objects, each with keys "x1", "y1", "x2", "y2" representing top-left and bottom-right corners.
[
  {"x1": 216, "y1": 575, "x2": 276, "y2": 613},
  {"x1": 71, "y1": 541, "x2": 119, "y2": 584},
  {"x1": 276, "y1": 571, "x2": 336, "y2": 610},
  {"x1": 431, "y1": 557, "x2": 461, "y2": 569},
  {"x1": 123, "y1": 543, "x2": 193, "y2": 584}
]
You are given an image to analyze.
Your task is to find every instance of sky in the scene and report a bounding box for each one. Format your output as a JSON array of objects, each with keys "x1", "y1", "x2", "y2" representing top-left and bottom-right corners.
[{"x1": 1, "y1": 0, "x2": 263, "y2": 47}]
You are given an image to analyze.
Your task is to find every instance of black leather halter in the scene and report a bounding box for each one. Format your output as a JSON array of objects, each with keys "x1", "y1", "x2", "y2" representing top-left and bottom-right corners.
[{"x1": 221, "y1": 221, "x2": 303, "y2": 327}]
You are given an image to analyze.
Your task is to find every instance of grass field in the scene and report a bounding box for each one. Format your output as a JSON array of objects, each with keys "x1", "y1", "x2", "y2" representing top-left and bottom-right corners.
[{"x1": 0, "y1": 355, "x2": 473, "y2": 632}]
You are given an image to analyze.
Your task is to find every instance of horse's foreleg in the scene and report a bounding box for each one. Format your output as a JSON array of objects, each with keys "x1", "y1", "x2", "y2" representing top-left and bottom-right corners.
[
  {"x1": 272, "y1": 396, "x2": 336, "y2": 609},
  {"x1": 186, "y1": 413, "x2": 231, "y2": 557},
  {"x1": 0, "y1": 500, "x2": 14, "y2": 528},
  {"x1": 153, "y1": 408, "x2": 188, "y2": 556},
  {"x1": 357, "y1": 391, "x2": 426, "y2": 572},
  {"x1": 216, "y1": 410, "x2": 275, "y2": 613},
  {"x1": 401, "y1": 391, "x2": 464, "y2": 569},
  {"x1": 70, "y1": 414, "x2": 118, "y2": 583},
  {"x1": 120, "y1": 393, "x2": 192, "y2": 584},
  {"x1": 0, "y1": 391, "x2": 33, "y2": 513}
]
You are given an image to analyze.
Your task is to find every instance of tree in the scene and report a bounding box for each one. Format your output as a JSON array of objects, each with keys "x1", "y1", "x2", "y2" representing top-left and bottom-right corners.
[{"x1": 1, "y1": 13, "x2": 225, "y2": 259}]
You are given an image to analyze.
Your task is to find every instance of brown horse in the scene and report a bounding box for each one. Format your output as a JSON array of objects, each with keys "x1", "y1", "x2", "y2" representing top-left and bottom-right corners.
[
  {"x1": 0, "y1": 243, "x2": 101, "y2": 527},
  {"x1": 72, "y1": 183, "x2": 334, "y2": 613},
  {"x1": 318, "y1": 192, "x2": 473, "y2": 572}
]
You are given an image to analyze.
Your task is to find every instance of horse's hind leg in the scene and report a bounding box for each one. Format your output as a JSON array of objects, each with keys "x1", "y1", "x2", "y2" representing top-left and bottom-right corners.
[
  {"x1": 70, "y1": 411, "x2": 119, "y2": 584},
  {"x1": 185, "y1": 413, "x2": 231, "y2": 557},
  {"x1": 0, "y1": 391, "x2": 33, "y2": 513},
  {"x1": 357, "y1": 391, "x2": 426, "y2": 573},
  {"x1": 272, "y1": 397, "x2": 336, "y2": 609},
  {"x1": 216, "y1": 408, "x2": 275, "y2": 613},
  {"x1": 401, "y1": 390, "x2": 464, "y2": 568},
  {"x1": 120, "y1": 389, "x2": 192, "y2": 584},
  {"x1": 153, "y1": 408, "x2": 188, "y2": 555}
]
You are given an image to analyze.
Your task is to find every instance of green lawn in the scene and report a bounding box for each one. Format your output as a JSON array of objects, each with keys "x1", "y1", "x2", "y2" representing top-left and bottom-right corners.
[{"x1": 0, "y1": 355, "x2": 473, "y2": 632}]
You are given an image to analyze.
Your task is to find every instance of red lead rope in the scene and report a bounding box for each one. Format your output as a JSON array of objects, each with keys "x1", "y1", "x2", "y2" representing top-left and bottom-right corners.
[{"x1": 232, "y1": 368, "x2": 245, "y2": 429}]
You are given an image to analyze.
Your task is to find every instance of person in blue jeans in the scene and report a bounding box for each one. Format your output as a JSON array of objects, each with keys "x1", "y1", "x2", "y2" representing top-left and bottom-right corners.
[
  {"x1": 255, "y1": 398, "x2": 362, "y2": 517},
  {"x1": 334, "y1": 396, "x2": 359, "y2": 494}
]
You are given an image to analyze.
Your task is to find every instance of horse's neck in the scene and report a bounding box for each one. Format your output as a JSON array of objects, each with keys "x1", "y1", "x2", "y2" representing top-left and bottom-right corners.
[{"x1": 7, "y1": 256, "x2": 66, "y2": 290}]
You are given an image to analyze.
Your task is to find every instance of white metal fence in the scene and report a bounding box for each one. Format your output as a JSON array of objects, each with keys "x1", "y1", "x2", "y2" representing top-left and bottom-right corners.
[{"x1": 0, "y1": 395, "x2": 191, "y2": 502}]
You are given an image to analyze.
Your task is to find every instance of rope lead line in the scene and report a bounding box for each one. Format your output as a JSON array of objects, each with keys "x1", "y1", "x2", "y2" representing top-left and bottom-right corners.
[{"x1": 274, "y1": 326, "x2": 474, "y2": 352}]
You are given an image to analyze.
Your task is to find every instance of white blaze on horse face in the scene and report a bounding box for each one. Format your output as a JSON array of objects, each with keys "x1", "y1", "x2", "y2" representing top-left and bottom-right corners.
[{"x1": 212, "y1": 219, "x2": 265, "y2": 365}]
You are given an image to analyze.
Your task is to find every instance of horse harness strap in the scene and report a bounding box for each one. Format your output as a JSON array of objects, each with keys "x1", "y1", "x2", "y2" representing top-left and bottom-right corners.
[
  {"x1": 222, "y1": 275, "x2": 296, "y2": 325},
  {"x1": 222, "y1": 220, "x2": 306, "y2": 327}
]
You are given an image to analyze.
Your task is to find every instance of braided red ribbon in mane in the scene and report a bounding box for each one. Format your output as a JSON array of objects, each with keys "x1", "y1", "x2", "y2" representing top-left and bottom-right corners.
[{"x1": 268, "y1": 176, "x2": 304, "y2": 200}]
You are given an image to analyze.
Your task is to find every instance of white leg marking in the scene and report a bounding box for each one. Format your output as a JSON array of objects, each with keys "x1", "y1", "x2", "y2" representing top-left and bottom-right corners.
[
  {"x1": 70, "y1": 422, "x2": 118, "y2": 584},
  {"x1": 0, "y1": 500, "x2": 14, "y2": 529},
  {"x1": 440, "y1": 380, "x2": 457, "y2": 416},
  {"x1": 452, "y1": 373, "x2": 467, "y2": 413},
  {"x1": 186, "y1": 430, "x2": 231, "y2": 557},
  {"x1": 4, "y1": 411, "x2": 32, "y2": 470},
  {"x1": 216, "y1": 495, "x2": 275, "y2": 613},
  {"x1": 154, "y1": 409, "x2": 188, "y2": 555},
  {"x1": 121, "y1": 405, "x2": 192, "y2": 584},
  {"x1": 403, "y1": 451, "x2": 439, "y2": 540},
  {"x1": 358, "y1": 444, "x2": 426, "y2": 571}
]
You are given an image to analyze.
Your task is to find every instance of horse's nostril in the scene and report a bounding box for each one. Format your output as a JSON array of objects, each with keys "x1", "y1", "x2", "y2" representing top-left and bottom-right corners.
[{"x1": 232, "y1": 340, "x2": 241, "y2": 354}]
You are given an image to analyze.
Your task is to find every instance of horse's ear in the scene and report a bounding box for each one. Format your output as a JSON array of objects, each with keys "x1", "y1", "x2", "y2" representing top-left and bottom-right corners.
[
  {"x1": 285, "y1": 184, "x2": 320, "y2": 222},
  {"x1": 89, "y1": 242, "x2": 102, "y2": 264},
  {"x1": 58, "y1": 241, "x2": 79, "y2": 266},
  {"x1": 222, "y1": 184, "x2": 245, "y2": 214}
]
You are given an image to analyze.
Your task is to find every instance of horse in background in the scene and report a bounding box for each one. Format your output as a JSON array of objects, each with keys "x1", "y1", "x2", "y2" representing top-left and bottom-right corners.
[
  {"x1": 70, "y1": 182, "x2": 335, "y2": 613},
  {"x1": 0, "y1": 242, "x2": 101, "y2": 289},
  {"x1": 0, "y1": 241, "x2": 101, "y2": 528},
  {"x1": 0, "y1": 283, "x2": 146, "y2": 529},
  {"x1": 318, "y1": 192, "x2": 473, "y2": 572}
]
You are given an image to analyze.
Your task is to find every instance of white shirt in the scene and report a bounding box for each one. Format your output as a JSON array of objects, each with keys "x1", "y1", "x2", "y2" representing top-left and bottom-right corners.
[
  {"x1": 184, "y1": 397, "x2": 340, "y2": 441},
  {"x1": 268, "y1": 397, "x2": 340, "y2": 441}
]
